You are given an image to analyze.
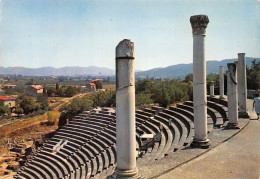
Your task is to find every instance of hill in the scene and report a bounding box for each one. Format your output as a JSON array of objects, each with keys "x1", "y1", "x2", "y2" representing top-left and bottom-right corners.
[
  {"x1": 0, "y1": 66, "x2": 115, "y2": 77},
  {"x1": 136, "y1": 57, "x2": 260, "y2": 79},
  {"x1": 0, "y1": 57, "x2": 259, "y2": 78}
]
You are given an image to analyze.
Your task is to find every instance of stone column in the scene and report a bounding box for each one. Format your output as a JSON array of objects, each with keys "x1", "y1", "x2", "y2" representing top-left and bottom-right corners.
[
  {"x1": 114, "y1": 39, "x2": 140, "y2": 178},
  {"x1": 227, "y1": 63, "x2": 240, "y2": 129},
  {"x1": 190, "y1": 15, "x2": 210, "y2": 148},
  {"x1": 219, "y1": 66, "x2": 224, "y2": 99},
  {"x1": 237, "y1": 53, "x2": 249, "y2": 118},
  {"x1": 210, "y1": 81, "x2": 214, "y2": 97}
]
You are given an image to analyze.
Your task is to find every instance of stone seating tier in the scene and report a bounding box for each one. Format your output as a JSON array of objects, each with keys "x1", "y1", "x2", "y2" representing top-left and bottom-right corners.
[
  {"x1": 207, "y1": 96, "x2": 228, "y2": 107},
  {"x1": 17, "y1": 100, "x2": 228, "y2": 179},
  {"x1": 207, "y1": 101, "x2": 228, "y2": 121}
]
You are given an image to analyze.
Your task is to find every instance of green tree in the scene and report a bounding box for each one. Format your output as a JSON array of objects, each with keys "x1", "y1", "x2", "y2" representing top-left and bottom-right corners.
[
  {"x1": 94, "y1": 81, "x2": 103, "y2": 89},
  {"x1": 43, "y1": 86, "x2": 47, "y2": 96},
  {"x1": 37, "y1": 96, "x2": 49, "y2": 110},
  {"x1": 185, "y1": 73, "x2": 193, "y2": 82},
  {"x1": 91, "y1": 90, "x2": 115, "y2": 107},
  {"x1": 57, "y1": 86, "x2": 67, "y2": 97},
  {"x1": 0, "y1": 105, "x2": 11, "y2": 116},
  {"x1": 0, "y1": 100, "x2": 4, "y2": 107},
  {"x1": 65, "y1": 86, "x2": 80, "y2": 97},
  {"x1": 14, "y1": 107, "x2": 24, "y2": 116},
  {"x1": 136, "y1": 79, "x2": 154, "y2": 94},
  {"x1": 152, "y1": 82, "x2": 170, "y2": 108},
  {"x1": 59, "y1": 96, "x2": 94, "y2": 124},
  {"x1": 19, "y1": 96, "x2": 37, "y2": 114},
  {"x1": 26, "y1": 78, "x2": 35, "y2": 85},
  {"x1": 56, "y1": 83, "x2": 60, "y2": 91},
  {"x1": 247, "y1": 59, "x2": 260, "y2": 90},
  {"x1": 136, "y1": 93, "x2": 153, "y2": 108},
  {"x1": 47, "y1": 87, "x2": 56, "y2": 97}
]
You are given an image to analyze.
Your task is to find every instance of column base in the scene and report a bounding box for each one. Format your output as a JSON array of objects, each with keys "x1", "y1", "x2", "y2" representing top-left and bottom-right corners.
[
  {"x1": 219, "y1": 96, "x2": 225, "y2": 100},
  {"x1": 190, "y1": 139, "x2": 210, "y2": 149},
  {"x1": 238, "y1": 111, "x2": 249, "y2": 118},
  {"x1": 109, "y1": 167, "x2": 145, "y2": 179},
  {"x1": 226, "y1": 122, "x2": 240, "y2": 129}
]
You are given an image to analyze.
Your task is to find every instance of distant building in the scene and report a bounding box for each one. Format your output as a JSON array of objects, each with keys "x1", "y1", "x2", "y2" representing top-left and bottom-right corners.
[
  {"x1": 87, "y1": 83, "x2": 96, "y2": 91},
  {"x1": 90, "y1": 79, "x2": 103, "y2": 83},
  {"x1": 2, "y1": 85, "x2": 16, "y2": 89},
  {"x1": 26, "y1": 85, "x2": 44, "y2": 97},
  {"x1": 0, "y1": 96, "x2": 16, "y2": 107}
]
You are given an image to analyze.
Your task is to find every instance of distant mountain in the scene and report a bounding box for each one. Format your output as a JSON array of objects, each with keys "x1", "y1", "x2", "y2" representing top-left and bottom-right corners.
[
  {"x1": 0, "y1": 66, "x2": 115, "y2": 76},
  {"x1": 136, "y1": 57, "x2": 260, "y2": 79},
  {"x1": 0, "y1": 57, "x2": 259, "y2": 78}
]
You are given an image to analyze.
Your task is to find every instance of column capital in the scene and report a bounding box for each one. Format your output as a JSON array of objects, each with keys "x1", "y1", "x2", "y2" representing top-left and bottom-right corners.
[
  {"x1": 227, "y1": 63, "x2": 236, "y2": 71},
  {"x1": 116, "y1": 39, "x2": 134, "y2": 59},
  {"x1": 238, "y1": 53, "x2": 245, "y2": 56},
  {"x1": 190, "y1": 15, "x2": 209, "y2": 35},
  {"x1": 227, "y1": 63, "x2": 237, "y2": 85}
]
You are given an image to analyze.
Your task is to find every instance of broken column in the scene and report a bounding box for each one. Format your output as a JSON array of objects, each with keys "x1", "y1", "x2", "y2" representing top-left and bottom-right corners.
[
  {"x1": 114, "y1": 39, "x2": 140, "y2": 178},
  {"x1": 237, "y1": 53, "x2": 249, "y2": 118},
  {"x1": 219, "y1": 66, "x2": 224, "y2": 99},
  {"x1": 210, "y1": 81, "x2": 214, "y2": 97},
  {"x1": 190, "y1": 15, "x2": 210, "y2": 148},
  {"x1": 227, "y1": 63, "x2": 240, "y2": 129}
]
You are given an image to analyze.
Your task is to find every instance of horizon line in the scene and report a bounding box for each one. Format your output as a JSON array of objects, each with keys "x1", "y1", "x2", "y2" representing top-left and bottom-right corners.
[{"x1": 0, "y1": 57, "x2": 259, "y2": 70}]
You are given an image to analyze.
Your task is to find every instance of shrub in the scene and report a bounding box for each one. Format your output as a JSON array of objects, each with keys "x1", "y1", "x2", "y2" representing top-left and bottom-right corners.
[
  {"x1": 0, "y1": 105, "x2": 11, "y2": 116},
  {"x1": 46, "y1": 111, "x2": 60, "y2": 125},
  {"x1": 14, "y1": 107, "x2": 24, "y2": 116},
  {"x1": 136, "y1": 93, "x2": 153, "y2": 109}
]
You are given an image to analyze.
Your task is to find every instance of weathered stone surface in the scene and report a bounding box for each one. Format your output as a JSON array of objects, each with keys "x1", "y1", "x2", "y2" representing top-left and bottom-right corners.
[
  {"x1": 116, "y1": 39, "x2": 134, "y2": 59},
  {"x1": 219, "y1": 66, "x2": 224, "y2": 99},
  {"x1": 210, "y1": 81, "x2": 214, "y2": 97},
  {"x1": 190, "y1": 15, "x2": 209, "y2": 35},
  {"x1": 237, "y1": 53, "x2": 248, "y2": 117},
  {"x1": 227, "y1": 63, "x2": 239, "y2": 127},
  {"x1": 114, "y1": 39, "x2": 140, "y2": 178}
]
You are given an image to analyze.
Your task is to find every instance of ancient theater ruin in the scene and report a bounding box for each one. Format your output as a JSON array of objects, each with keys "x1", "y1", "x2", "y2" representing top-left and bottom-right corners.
[{"x1": 14, "y1": 15, "x2": 252, "y2": 179}]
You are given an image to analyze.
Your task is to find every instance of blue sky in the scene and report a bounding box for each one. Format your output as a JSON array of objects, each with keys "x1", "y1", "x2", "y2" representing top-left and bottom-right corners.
[{"x1": 0, "y1": 0, "x2": 259, "y2": 70}]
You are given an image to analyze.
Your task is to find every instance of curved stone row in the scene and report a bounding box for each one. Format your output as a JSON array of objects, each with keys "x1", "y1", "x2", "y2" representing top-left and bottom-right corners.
[{"x1": 15, "y1": 98, "x2": 228, "y2": 179}]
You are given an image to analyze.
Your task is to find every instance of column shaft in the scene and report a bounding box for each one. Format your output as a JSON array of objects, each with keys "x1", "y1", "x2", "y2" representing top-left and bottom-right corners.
[
  {"x1": 190, "y1": 15, "x2": 210, "y2": 148},
  {"x1": 114, "y1": 39, "x2": 139, "y2": 178},
  {"x1": 227, "y1": 63, "x2": 240, "y2": 129},
  {"x1": 210, "y1": 81, "x2": 214, "y2": 97},
  {"x1": 219, "y1": 66, "x2": 224, "y2": 99},
  {"x1": 193, "y1": 35, "x2": 207, "y2": 141},
  {"x1": 237, "y1": 53, "x2": 248, "y2": 117}
]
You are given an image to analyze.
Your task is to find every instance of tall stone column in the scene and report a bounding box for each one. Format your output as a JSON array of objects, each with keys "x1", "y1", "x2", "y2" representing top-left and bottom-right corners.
[
  {"x1": 210, "y1": 81, "x2": 214, "y2": 97},
  {"x1": 219, "y1": 66, "x2": 224, "y2": 99},
  {"x1": 114, "y1": 39, "x2": 140, "y2": 178},
  {"x1": 190, "y1": 15, "x2": 210, "y2": 148},
  {"x1": 227, "y1": 63, "x2": 240, "y2": 129},
  {"x1": 237, "y1": 53, "x2": 249, "y2": 118}
]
